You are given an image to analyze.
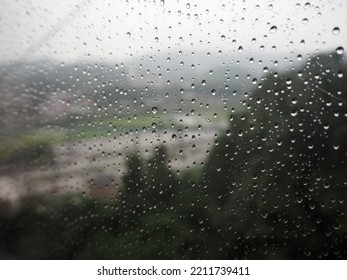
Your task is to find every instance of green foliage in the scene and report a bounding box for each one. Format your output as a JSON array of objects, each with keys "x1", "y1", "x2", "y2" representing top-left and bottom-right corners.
[{"x1": 0, "y1": 135, "x2": 55, "y2": 167}]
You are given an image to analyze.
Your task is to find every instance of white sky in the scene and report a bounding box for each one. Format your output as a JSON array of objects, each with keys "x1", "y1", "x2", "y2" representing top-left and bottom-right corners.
[{"x1": 0, "y1": 0, "x2": 346, "y2": 63}]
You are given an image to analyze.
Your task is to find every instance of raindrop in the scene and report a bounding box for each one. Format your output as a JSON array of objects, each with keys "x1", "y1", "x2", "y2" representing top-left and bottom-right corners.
[
  {"x1": 291, "y1": 109, "x2": 298, "y2": 117},
  {"x1": 332, "y1": 27, "x2": 340, "y2": 35},
  {"x1": 211, "y1": 89, "x2": 217, "y2": 96},
  {"x1": 152, "y1": 107, "x2": 158, "y2": 114},
  {"x1": 221, "y1": 35, "x2": 226, "y2": 41},
  {"x1": 336, "y1": 46, "x2": 344, "y2": 54},
  {"x1": 304, "y1": 2, "x2": 311, "y2": 10},
  {"x1": 269, "y1": 26, "x2": 277, "y2": 34},
  {"x1": 261, "y1": 212, "x2": 268, "y2": 219},
  {"x1": 238, "y1": 46, "x2": 243, "y2": 53},
  {"x1": 201, "y1": 80, "x2": 206, "y2": 86},
  {"x1": 126, "y1": 32, "x2": 131, "y2": 38}
]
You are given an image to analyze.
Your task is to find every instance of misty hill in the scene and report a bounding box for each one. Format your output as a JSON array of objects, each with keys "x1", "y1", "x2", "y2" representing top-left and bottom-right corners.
[{"x1": 0, "y1": 49, "x2": 311, "y2": 129}]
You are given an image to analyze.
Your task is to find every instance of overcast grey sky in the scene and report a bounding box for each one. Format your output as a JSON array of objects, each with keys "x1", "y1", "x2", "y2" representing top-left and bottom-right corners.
[{"x1": 0, "y1": 0, "x2": 346, "y2": 63}]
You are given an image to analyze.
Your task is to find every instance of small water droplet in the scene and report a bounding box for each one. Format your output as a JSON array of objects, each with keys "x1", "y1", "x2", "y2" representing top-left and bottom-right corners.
[
  {"x1": 211, "y1": 89, "x2": 217, "y2": 96},
  {"x1": 304, "y1": 2, "x2": 311, "y2": 10},
  {"x1": 221, "y1": 35, "x2": 226, "y2": 41},
  {"x1": 126, "y1": 32, "x2": 131, "y2": 38},
  {"x1": 269, "y1": 25, "x2": 277, "y2": 34},
  {"x1": 237, "y1": 46, "x2": 243, "y2": 53},
  {"x1": 332, "y1": 27, "x2": 340, "y2": 35},
  {"x1": 291, "y1": 109, "x2": 298, "y2": 117},
  {"x1": 261, "y1": 212, "x2": 268, "y2": 219},
  {"x1": 336, "y1": 46, "x2": 344, "y2": 54},
  {"x1": 152, "y1": 107, "x2": 158, "y2": 114},
  {"x1": 333, "y1": 223, "x2": 341, "y2": 230},
  {"x1": 323, "y1": 123, "x2": 330, "y2": 130},
  {"x1": 201, "y1": 80, "x2": 206, "y2": 86}
]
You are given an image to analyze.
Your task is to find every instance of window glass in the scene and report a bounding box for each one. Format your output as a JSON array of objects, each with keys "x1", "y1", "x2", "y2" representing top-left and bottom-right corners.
[{"x1": 0, "y1": 0, "x2": 346, "y2": 259}]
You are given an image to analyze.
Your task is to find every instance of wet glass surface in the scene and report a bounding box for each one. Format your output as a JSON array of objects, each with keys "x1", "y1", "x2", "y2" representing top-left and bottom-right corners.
[{"x1": 0, "y1": 0, "x2": 346, "y2": 259}]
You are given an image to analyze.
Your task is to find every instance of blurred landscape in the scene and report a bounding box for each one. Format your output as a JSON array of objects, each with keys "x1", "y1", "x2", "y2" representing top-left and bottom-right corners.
[{"x1": 0, "y1": 48, "x2": 346, "y2": 259}]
